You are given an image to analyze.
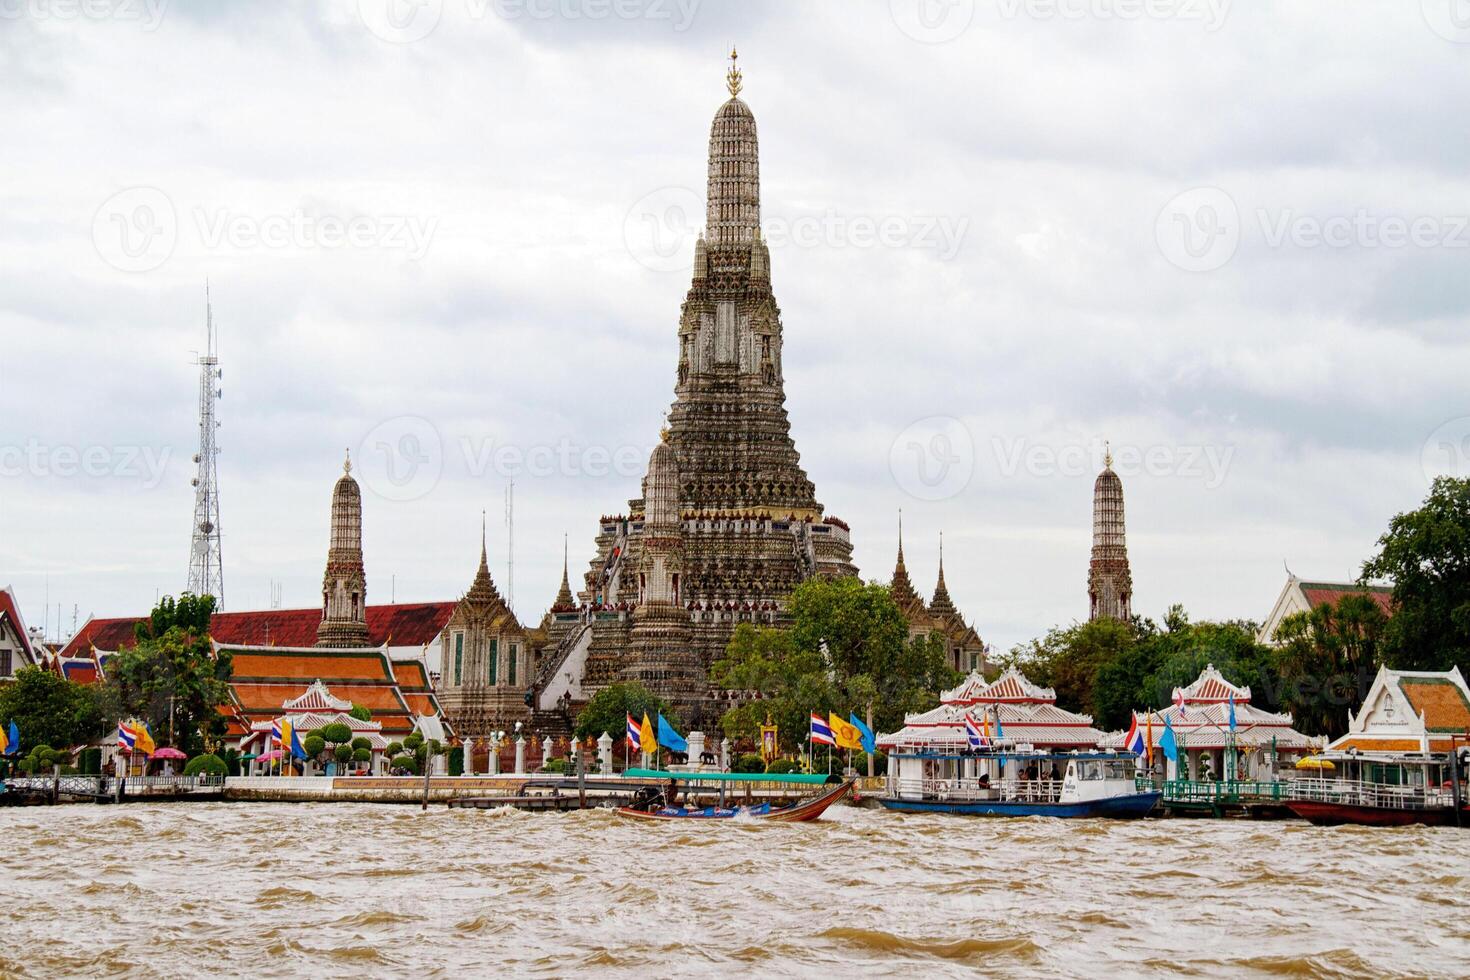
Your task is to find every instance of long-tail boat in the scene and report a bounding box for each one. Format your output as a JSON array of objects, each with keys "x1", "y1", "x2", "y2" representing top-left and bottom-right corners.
[{"x1": 616, "y1": 768, "x2": 853, "y2": 822}]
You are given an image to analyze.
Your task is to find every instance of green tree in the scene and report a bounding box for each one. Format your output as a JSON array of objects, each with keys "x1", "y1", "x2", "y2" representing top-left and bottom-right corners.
[
  {"x1": 321, "y1": 723, "x2": 353, "y2": 746},
  {"x1": 0, "y1": 667, "x2": 114, "y2": 753},
  {"x1": 1361, "y1": 475, "x2": 1470, "y2": 675},
  {"x1": 710, "y1": 577, "x2": 960, "y2": 750},
  {"x1": 348, "y1": 704, "x2": 372, "y2": 722},
  {"x1": 1273, "y1": 593, "x2": 1387, "y2": 738},
  {"x1": 107, "y1": 593, "x2": 232, "y2": 755},
  {"x1": 183, "y1": 754, "x2": 227, "y2": 777},
  {"x1": 573, "y1": 681, "x2": 677, "y2": 740}
]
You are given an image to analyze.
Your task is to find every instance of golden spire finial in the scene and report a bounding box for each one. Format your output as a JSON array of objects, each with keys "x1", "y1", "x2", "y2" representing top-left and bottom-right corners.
[
  {"x1": 1104, "y1": 440, "x2": 1112, "y2": 469},
  {"x1": 660, "y1": 410, "x2": 671, "y2": 443},
  {"x1": 726, "y1": 45, "x2": 743, "y2": 98},
  {"x1": 343, "y1": 448, "x2": 352, "y2": 475}
]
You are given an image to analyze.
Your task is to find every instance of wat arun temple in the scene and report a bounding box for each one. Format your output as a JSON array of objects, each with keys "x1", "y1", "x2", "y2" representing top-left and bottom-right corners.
[{"x1": 530, "y1": 54, "x2": 863, "y2": 724}]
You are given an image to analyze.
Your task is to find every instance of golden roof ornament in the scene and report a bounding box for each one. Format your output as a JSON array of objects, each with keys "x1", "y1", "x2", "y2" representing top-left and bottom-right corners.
[
  {"x1": 726, "y1": 45, "x2": 742, "y2": 98},
  {"x1": 343, "y1": 448, "x2": 352, "y2": 475}
]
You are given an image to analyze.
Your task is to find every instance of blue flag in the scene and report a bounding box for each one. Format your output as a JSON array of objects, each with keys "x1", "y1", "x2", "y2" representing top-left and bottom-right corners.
[
  {"x1": 1228, "y1": 694, "x2": 1237, "y2": 733},
  {"x1": 657, "y1": 714, "x2": 687, "y2": 753},
  {"x1": 849, "y1": 712, "x2": 875, "y2": 755},
  {"x1": 5, "y1": 720, "x2": 17, "y2": 756},
  {"x1": 289, "y1": 726, "x2": 308, "y2": 761},
  {"x1": 1160, "y1": 715, "x2": 1178, "y2": 762}
]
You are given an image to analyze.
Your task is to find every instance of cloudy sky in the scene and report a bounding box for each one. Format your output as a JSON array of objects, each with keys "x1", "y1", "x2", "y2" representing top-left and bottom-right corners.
[{"x1": 3, "y1": 0, "x2": 1469, "y2": 654}]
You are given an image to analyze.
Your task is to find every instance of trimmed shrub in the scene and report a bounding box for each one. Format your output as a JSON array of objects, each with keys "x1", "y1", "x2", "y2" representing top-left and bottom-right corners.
[
  {"x1": 350, "y1": 737, "x2": 371, "y2": 752},
  {"x1": 403, "y1": 732, "x2": 424, "y2": 751},
  {"x1": 348, "y1": 704, "x2": 372, "y2": 722},
  {"x1": 765, "y1": 759, "x2": 800, "y2": 775},
  {"x1": 541, "y1": 758, "x2": 571, "y2": 775},
  {"x1": 386, "y1": 741, "x2": 404, "y2": 757},
  {"x1": 304, "y1": 735, "x2": 326, "y2": 758},
  {"x1": 333, "y1": 744, "x2": 353, "y2": 763},
  {"x1": 733, "y1": 753, "x2": 765, "y2": 774},
  {"x1": 352, "y1": 748, "x2": 371, "y2": 764},
  {"x1": 183, "y1": 754, "x2": 228, "y2": 777},
  {"x1": 390, "y1": 754, "x2": 419, "y2": 775},
  {"x1": 321, "y1": 723, "x2": 353, "y2": 745}
]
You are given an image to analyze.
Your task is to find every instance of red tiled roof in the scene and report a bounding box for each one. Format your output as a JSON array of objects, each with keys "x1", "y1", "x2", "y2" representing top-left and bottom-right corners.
[
  {"x1": 1299, "y1": 582, "x2": 1394, "y2": 618},
  {"x1": 60, "y1": 602, "x2": 456, "y2": 658},
  {"x1": 59, "y1": 660, "x2": 99, "y2": 684}
]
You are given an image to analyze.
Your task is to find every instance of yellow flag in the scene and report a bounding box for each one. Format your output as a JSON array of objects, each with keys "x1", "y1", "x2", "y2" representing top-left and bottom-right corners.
[
  {"x1": 829, "y1": 712, "x2": 863, "y2": 751},
  {"x1": 639, "y1": 713, "x2": 657, "y2": 755},
  {"x1": 134, "y1": 721, "x2": 157, "y2": 758},
  {"x1": 0, "y1": 725, "x2": 8, "y2": 755}
]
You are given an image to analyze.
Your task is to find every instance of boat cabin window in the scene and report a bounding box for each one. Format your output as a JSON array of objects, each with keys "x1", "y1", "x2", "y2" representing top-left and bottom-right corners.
[
  {"x1": 1078, "y1": 761, "x2": 1103, "y2": 781},
  {"x1": 1103, "y1": 760, "x2": 1132, "y2": 780}
]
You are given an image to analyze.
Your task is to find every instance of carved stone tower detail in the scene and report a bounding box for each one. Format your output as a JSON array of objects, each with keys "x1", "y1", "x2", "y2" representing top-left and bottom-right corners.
[
  {"x1": 1088, "y1": 449, "x2": 1133, "y2": 622},
  {"x1": 316, "y1": 452, "x2": 370, "y2": 648}
]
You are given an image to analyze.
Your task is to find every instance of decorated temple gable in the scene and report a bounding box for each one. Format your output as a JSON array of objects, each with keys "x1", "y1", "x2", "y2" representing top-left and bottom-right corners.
[
  {"x1": 879, "y1": 668, "x2": 1107, "y2": 752},
  {"x1": 535, "y1": 53, "x2": 858, "y2": 721},
  {"x1": 1329, "y1": 666, "x2": 1470, "y2": 755},
  {"x1": 437, "y1": 526, "x2": 531, "y2": 739},
  {"x1": 1256, "y1": 572, "x2": 1395, "y2": 645},
  {"x1": 0, "y1": 586, "x2": 39, "y2": 683}
]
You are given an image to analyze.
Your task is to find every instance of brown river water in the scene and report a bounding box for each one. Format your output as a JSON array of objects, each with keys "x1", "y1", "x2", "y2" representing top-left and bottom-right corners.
[{"x1": 1, "y1": 802, "x2": 1467, "y2": 978}]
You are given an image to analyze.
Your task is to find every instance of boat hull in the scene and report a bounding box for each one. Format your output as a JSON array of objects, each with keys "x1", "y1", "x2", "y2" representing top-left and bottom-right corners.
[
  {"x1": 879, "y1": 791, "x2": 1161, "y2": 819},
  {"x1": 1286, "y1": 800, "x2": 1469, "y2": 828},
  {"x1": 617, "y1": 780, "x2": 853, "y2": 823}
]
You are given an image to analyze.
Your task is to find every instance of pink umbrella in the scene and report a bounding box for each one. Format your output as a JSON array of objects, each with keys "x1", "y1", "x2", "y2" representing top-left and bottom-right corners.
[
  {"x1": 258, "y1": 750, "x2": 284, "y2": 762},
  {"x1": 153, "y1": 747, "x2": 186, "y2": 760}
]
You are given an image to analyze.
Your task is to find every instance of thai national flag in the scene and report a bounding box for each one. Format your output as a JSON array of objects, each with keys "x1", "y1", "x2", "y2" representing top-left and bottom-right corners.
[
  {"x1": 810, "y1": 712, "x2": 836, "y2": 746},
  {"x1": 1124, "y1": 716, "x2": 1147, "y2": 758},
  {"x1": 117, "y1": 722, "x2": 135, "y2": 752},
  {"x1": 625, "y1": 712, "x2": 641, "y2": 750},
  {"x1": 964, "y1": 712, "x2": 987, "y2": 748}
]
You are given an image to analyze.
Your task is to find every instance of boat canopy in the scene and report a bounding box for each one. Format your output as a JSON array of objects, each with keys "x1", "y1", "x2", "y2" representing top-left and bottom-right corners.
[{"x1": 624, "y1": 768, "x2": 838, "y2": 785}]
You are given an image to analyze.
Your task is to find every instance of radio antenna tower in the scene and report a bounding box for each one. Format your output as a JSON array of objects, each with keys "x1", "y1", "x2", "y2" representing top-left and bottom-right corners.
[{"x1": 187, "y1": 283, "x2": 225, "y2": 607}]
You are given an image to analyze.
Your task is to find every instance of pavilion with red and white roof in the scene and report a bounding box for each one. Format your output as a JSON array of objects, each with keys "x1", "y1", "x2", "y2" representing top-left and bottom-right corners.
[
  {"x1": 1101, "y1": 663, "x2": 1318, "y2": 780},
  {"x1": 878, "y1": 667, "x2": 1108, "y2": 753}
]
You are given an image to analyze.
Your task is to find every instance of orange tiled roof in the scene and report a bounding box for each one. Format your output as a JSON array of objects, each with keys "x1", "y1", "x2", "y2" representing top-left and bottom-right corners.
[
  {"x1": 230, "y1": 650, "x2": 393, "y2": 683},
  {"x1": 233, "y1": 682, "x2": 406, "y2": 714},
  {"x1": 1398, "y1": 677, "x2": 1470, "y2": 732},
  {"x1": 392, "y1": 660, "x2": 430, "y2": 690}
]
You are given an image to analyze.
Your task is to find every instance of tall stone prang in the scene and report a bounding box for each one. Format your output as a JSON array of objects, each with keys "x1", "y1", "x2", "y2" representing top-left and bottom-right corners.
[
  {"x1": 316, "y1": 452, "x2": 370, "y2": 648},
  {"x1": 537, "y1": 51, "x2": 857, "y2": 720},
  {"x1": 1088, "y1": 447, "x2": 1132, "y2": 622},
  {"x1": 622, "y1": 433, "x2": 705, "y2": 716}
]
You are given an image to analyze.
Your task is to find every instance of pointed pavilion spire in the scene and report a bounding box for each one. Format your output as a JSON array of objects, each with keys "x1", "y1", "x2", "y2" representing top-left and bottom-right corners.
[
  {"x1": 930, "y1": 531, "x2": 958, "y2": 618},
  {"x1": 466, "y1": 510, "x2": 499, "y2": 603},
  {"x1": 891, "y1": 509, "x2": 921, "y2": 608},
  {"x1": 552, "y1": 532, "x2": 576, "y2": 611}
]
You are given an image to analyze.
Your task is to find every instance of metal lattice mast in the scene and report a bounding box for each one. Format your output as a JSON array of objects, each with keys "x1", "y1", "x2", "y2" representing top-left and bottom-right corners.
[{"x1": 187, "y1": 284, "x2": 224, "y2": 606}]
